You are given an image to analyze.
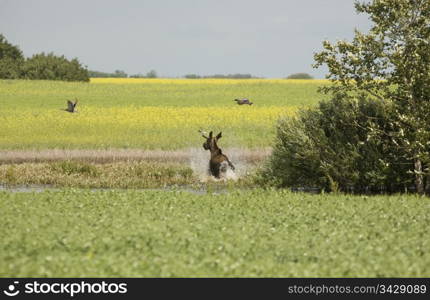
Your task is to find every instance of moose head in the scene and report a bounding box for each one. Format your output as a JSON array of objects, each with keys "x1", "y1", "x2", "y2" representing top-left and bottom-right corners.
[{"x1": 201, "y1": 130, "x2": 222, "y2": 152}]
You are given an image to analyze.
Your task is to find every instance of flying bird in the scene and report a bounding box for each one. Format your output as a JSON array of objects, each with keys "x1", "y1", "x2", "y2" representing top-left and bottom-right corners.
[
  {"x1": 64, "y1": 99, "x2": 78, "y2": 113},
  {"x1": 234, "y1": 98, "x2": 253, "y2": 105}
]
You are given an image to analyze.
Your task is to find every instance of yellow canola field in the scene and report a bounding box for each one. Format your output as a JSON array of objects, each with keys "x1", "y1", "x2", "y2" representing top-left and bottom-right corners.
[{"x1": 0, "y1": 106, "x2": 296, "y2": 149}]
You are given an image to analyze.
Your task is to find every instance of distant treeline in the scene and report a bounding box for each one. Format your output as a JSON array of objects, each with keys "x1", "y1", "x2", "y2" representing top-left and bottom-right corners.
[
  {"x1": 185, "y1": 73, "x2": 314, "y2": 79},
  {"x1": 1, "y1": 34, "x2": 314, "y2": 81},
  {"x1": 183, "y1": 73, "x2": 257, "y2": 79},
  {"x1": 285, "y1": 73, "x2": 313, "y2": 79},
  {"x1": 89, "y1": 72, "x2": 258, "y2": 79},
  {"x1": 89, "y1": 69, "x2": 158, "y2": 78},
  {"x1": 0, "y1": 34, "x2": 89, "y2": 82},
  {"x1": 91, "y1": 72, "x2": 314, "y2": 79}
]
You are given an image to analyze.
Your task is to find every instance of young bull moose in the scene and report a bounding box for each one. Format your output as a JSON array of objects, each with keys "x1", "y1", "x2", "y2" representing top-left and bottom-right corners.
[{"x1": 200, "y1": 130, "x2": 235, "y2": 178}]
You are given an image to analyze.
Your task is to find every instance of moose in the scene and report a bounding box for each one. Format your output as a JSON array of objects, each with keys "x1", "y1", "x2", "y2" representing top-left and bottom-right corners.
[
  {"x1": 200, "y1": 130, "x2": 235, "y2": 178},
  {"x1": 64, "y1": 99, "x2": 78, "y2": 113}
]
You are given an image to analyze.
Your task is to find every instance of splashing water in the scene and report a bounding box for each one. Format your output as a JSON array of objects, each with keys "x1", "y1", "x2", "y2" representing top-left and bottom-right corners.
[
  {"x1": 188, "y1": 147, "x2": 210, "y2": 181},
  {"x1": 188, "y1": 147, "x2": 251, "y2": 182}
]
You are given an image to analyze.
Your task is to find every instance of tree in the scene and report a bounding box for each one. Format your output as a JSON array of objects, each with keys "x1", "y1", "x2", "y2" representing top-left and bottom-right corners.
[
  {"x1": 88, "y1": 70, "x2": 128, "y2": 78},
  {"x1": 129, "y1": 73, "x2": 145, "y2": 78},
  {"x1": 0, "y1": 34, "x2": 24, "y2": 79},
  {"x1": 286, "y1": 73, "x2": 313, "y2": 79},
  {"x1": 313, "y1": 0, "x2": 430, "y2": 194},
  {"x1": 184, "y1": 74, "x2": 201, "y2": 79},
  {"x1": 262, "y1": 93, "x2": 414, "y2": 193},
  {"x1": 145, "y1": 69, "x2": 157, "y2": 78},
  {"x1": 23, "y1": 52, "x2": 89, "y2": 82},
  {"x1": 0, "y1": 34, "x2": 23, "y2": 61},
  {"x1": 113, "y1": 70, "x2": 128, "y2": 78}
]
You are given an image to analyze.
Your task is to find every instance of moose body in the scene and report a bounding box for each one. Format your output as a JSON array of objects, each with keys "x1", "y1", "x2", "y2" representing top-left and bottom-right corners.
[{"x1": 201, "y1": 131, "x2": 235, "y2": 178}]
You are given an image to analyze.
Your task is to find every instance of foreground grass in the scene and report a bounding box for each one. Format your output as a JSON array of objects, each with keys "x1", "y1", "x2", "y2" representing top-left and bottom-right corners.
[
  {"x1": 0, "y1": 189, "x2": 429, "y2": 277},
  {"x1": 0, "y1": 79, "x2": 327, "y2": 149}
]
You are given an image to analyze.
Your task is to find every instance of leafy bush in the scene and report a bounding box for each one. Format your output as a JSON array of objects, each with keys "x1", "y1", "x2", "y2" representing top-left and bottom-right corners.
[
  {"x1": 183, "y1": 73, "x2": 256, "y2": 79},
  {"x1": 263, "y1": 95, "x2": 414, "y2": 193},
  {"x1": 0, "y1": 34, "x2": 24, "y2": 79},
  {"x1": 0, "y1": 57, "x2": 23, "y2": 79},
  {"x1": 265, "y1": 0, "x2": 430, "y2": 194},
  {"x1": 313, "y1": 0, "x2": 430, "y2": 194},
  {"x1": 23, "y1": 52, "x2": 89, "y2": 82},
  {"x1": 0, "y1": 34, "x2": 89, "y2": 82}
]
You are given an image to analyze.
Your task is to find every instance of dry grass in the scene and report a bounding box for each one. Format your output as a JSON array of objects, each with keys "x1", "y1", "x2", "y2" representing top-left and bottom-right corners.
[
  {"x1": 0, "y1": 148, "x2": 270, "y2": 188},
  {"x1": 0, "y1": 161, "x2": 196, "y2": 189},
  {"x1": 0, "y1": 148, "x2": 271, "y2": 164}
]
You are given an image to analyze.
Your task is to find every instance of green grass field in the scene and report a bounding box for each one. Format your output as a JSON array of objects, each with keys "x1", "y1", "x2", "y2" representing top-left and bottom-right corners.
[{"x1": 1, "y1": 189, "x2": 428, "y2": 277}]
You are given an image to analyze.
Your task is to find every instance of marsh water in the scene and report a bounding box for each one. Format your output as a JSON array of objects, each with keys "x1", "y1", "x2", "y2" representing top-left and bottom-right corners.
[{"x1": 0, "y1": 184, "x2": 234, "y2": 195}]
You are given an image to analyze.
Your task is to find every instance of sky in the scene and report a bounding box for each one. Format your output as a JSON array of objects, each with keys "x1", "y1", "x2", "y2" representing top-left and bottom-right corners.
[{"x1": 0, "y1": 0, "x2": 372, "y2": 78}]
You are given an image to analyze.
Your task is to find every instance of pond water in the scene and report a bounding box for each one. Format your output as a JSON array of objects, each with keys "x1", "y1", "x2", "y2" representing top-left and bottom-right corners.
[{"x1": 0, "y1": 184, "x2": 231, "y2": 195}]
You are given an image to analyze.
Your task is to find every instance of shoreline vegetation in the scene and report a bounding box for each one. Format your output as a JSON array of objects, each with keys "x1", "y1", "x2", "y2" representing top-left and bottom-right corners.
[{"x1": 0, "y1": 148, "x2": 269, "y2": 189}]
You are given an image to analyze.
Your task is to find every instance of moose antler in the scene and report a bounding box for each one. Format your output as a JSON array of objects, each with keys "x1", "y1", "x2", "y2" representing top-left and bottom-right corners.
[{"x1": 198, "y1": 129, "x2": 208, "y2": 138}]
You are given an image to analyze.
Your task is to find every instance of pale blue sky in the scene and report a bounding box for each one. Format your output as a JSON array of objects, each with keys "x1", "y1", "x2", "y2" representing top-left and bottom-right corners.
[{"x1": 0, "y1": 0, "x2": 371, "y2": 78}]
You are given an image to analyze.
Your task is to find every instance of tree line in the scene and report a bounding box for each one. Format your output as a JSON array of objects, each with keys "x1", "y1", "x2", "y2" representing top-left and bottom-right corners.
[
  {"x1": 0, "y1": 34, "x2": 89, "y2": 82},
  {"x1": 0, "y1": 35, "x2": 314, "y2": 81},
  {"x1": 88, "y1": 69, "x2": 158, "y2": 78},
  {"x1": 185, "y1": 73, "x2": 313, "y2": 79},
  {"x1": 88, "y1": 72, "x2": 314, "y2": 79}
]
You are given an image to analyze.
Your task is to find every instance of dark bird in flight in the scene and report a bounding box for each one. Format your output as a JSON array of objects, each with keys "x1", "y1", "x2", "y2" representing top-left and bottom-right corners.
[
  {"x1": 64, "y1": 99, "x2": 78, "y2": 113},
  {"x1": 234, "y1": 98, "x2": 253, "y2": 105}
]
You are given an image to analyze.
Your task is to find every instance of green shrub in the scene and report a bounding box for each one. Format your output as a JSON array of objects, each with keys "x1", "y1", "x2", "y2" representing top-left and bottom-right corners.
[
  {"x1": 1, "y1": 34, "x2": 89, "y2": 82},
  {"x1": 0, "y1": 34, "x2": 24, "y2": 79},
  {"x1": 22, "y1": 52, "x2": 89, "y2": 82},
  {"x1": 263, "y1": 94, "x2": 414, "y2": 193},
  {"x1": 0, "y1": 57, "x2": 23, "y2": 79}
]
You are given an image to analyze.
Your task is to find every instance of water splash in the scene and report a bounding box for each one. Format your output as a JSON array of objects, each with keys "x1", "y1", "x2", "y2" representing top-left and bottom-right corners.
[
  {"x1": 188, "y1": 147, "x2": 210, "y2": 181},
  {"x1": 188, "y1": 147, "x2": 251, "y2": 182}
]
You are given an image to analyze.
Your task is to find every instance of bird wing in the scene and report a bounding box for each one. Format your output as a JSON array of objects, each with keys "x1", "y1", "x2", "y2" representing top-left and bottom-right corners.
[{"x1": 67, "y1": 100, "x2": 74, "y2": 110}]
